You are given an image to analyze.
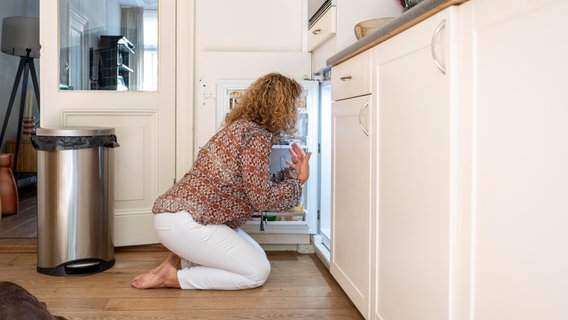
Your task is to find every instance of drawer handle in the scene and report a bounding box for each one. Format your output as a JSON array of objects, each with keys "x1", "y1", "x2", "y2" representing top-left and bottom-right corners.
[
  {"x1": 431, "y1": 19, "x2": 446, "y2": 75},
  {"x1": 359, "y1": 101, "x2": 370, "y2": 136},
  {"x1": 339, "y1": 75, "x2": 352, "y2": 81},
  {"x1": 312, "y1": 28, "x2": 323, "y2": 35}
]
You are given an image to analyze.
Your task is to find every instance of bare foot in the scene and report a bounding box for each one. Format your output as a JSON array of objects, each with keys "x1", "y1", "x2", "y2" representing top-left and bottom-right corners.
[
  {"x1": 148, "y1": 253, "x2": 181, "y2": 274},
  {"x1": 131, "y1": 253, "x2": 182, "y2": 289}
]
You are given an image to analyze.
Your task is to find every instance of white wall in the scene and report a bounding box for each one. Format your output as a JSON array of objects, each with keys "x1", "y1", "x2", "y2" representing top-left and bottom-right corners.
[{"x1": 0, "y1": 0, "x2": 39, "y2": 150}]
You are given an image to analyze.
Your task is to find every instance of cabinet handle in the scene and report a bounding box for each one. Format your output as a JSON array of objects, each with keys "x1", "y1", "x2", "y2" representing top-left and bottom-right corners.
[
  {"x1": 431, "y1": 19, "x2": 446, "y2": 75},
  {"x1": 339, "y1": 75, "x2": 352, "y2": 81},
  {"x1": 312, "y1": 28, "x2": 322, "y2": 35},
  {"x1": 359, "y1": 101, "x2": 370, "y2": 136}
]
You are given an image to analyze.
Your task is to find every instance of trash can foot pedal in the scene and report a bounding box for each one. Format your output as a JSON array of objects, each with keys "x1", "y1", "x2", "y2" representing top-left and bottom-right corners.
[{"x1": 37, "y1": 258, "x2": 115, "y2": 277}]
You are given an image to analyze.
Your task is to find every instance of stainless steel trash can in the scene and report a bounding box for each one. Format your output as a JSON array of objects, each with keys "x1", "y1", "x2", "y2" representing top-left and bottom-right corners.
[{"x1": 31, "y1": 127, "x2": 119, "y2": 276}]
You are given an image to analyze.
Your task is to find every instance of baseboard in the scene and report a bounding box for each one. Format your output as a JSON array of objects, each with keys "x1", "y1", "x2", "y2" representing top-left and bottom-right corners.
[
  {"x1": 313, "y1": 234, "x2": 330, "y2": 269},
  {"x1": 0, "y1": 238, "x2": 168, "y2": 254}
]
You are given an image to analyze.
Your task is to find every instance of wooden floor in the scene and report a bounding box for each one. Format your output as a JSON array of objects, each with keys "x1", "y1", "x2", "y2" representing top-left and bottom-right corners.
[
  {"x1": 0, "y1": 247, "x2": 363, "y2": 319},
  {"x1": 0, "y1": 183, "x2": 38, "y2": 238},
  {"x1": 0, "y1": 184, "x2": 363, "y2": 319}
]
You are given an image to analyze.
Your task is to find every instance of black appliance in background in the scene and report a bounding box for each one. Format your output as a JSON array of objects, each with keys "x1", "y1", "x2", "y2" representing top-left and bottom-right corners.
[{"x1": 308, "y1": 0, "x2": 336, "y2": 28}]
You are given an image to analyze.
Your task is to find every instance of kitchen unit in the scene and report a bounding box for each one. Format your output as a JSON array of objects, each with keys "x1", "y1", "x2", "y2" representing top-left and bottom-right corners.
[
  {"x1": 308, "y1": 5, "x2": 336, "y2": 51},
  {"x1": 374, "y1": 7, "x2": 456, "y2": 320},
  {"x1": 327, "y1": 0, "x2": 568, "y2": 319},
  {"x1": 307, "y1": 0, "x2": 403, "y2": 271},
  {"x1": 457, "y1": 0, "x2": 568, "y2": 318},
  {"x1": 330, "y1": 49, "x2": 373, "y2": 318},
  {"x1": 329, "y1": 3, "x2": 460, "y2": 317}
]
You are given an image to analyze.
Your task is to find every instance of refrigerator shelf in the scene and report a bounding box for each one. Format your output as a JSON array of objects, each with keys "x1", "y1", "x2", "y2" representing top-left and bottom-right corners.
[
  {"x1": 272, "y1": 144, "x2": 307, "y2": 149},
  {"x1": 251, "y1": 210, "x2": 306, "y2": 221},
  {"x1": 241, "y1": 219, "x2": 312, "y2": 234}
]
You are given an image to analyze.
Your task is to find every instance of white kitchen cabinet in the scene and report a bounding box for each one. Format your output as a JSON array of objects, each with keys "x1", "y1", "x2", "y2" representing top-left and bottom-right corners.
[
  {"x1": 331, "y1": 51, "x2": 371, "y2": 100},
  {"x1": 330, "y1": 0, "x2": 568, "y2": 319},
  {"x1": 458, "y1": 0, "x2": 568, "y2": 319},
  {"x1": 330, "y1": 50, "x2": 373, "y2": 318},
  {"x1": 308, "y1": 6, "x2": 336, "y2": 52},
  {"x1": 196, "y1": 0, "x2": 304, "y2": 52},
  {"x1": 373, "y1": 7, "x2": 458, "y2": 320}
]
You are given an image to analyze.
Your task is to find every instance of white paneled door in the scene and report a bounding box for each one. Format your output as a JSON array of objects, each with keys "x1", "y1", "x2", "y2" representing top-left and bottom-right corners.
[{"x1": 40, "y1": 1, "x2": 178, "y2": 246}]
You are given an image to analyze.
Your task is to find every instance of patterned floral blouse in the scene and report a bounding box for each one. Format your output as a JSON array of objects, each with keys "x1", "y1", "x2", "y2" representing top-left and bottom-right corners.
[{"x1": 152, "y1": 119, "x2": 302, "y2": 228}]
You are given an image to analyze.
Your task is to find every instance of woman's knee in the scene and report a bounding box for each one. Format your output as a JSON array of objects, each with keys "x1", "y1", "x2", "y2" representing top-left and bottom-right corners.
[{"x1": 248, "y1": 258, "x2": 271, "y2": 287}]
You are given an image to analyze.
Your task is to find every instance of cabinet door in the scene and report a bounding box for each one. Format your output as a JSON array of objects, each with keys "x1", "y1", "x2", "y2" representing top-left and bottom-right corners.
[
  {"x1": 374, "y1": 7, "x2": 456, "y2": 320},
  {"x1": 307, "y1": 7, "x2": 336, "y2": 52},
  {"x1": 331, "y1": 94, "x2": 372, "y2": 318},
  {"x1": 461, "y1": 0, "x2": 568, "y2": 319},
  {"x1": 331, "y1": 50, "x2": 371, "y2": 101}
]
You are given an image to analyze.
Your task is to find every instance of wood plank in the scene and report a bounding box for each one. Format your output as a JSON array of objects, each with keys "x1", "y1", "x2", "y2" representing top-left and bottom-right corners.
[
  {"x1": 47, "y1": 308, "x2": 363, "y2": 320},
  {"x1": 48, "y1": 296, "x2": 354, "y2": 311},
  {"x1": 27, "y1": 285, "x2": 339, "y2": 299},
  {"x1": 0, "y1": 238, "x2": 37, "y2": 252}
]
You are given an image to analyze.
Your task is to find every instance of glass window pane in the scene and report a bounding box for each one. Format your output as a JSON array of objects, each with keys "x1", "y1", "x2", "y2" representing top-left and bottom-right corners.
[{"x1": 59, "y1": 0, "x2": 158, "y2": 91}]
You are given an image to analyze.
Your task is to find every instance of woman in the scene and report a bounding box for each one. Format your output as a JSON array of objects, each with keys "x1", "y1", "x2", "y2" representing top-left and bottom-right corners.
[{"x1": 131, "y1": 73, "x2": 311, "y2": 290}]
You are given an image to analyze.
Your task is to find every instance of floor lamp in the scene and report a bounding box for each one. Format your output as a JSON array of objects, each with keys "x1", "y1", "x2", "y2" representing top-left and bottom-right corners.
[{"x1": 0, "y1": 16, "x2": 40, "y2": 173}]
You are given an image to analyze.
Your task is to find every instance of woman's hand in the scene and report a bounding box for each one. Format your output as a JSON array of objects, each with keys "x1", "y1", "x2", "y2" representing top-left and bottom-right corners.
[{"x1": 285, "y1": 143, "x2": 312, "y2": 184}]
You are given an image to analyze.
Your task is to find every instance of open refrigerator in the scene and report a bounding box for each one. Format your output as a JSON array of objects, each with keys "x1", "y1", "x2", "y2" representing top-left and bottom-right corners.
[{"x1": 215, "y1": 79, "x2": 321, "y2": 237}]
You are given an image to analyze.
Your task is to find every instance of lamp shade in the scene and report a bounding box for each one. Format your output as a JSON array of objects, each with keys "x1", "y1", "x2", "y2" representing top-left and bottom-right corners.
[{"x1": 1, "y1": 16, "x2": 40, "y2": 58}]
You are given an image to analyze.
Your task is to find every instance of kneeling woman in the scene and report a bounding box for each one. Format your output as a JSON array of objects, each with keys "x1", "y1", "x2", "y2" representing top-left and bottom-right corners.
[{"x1": 131, "y1": 73, "x2": 311, "y2": 290}]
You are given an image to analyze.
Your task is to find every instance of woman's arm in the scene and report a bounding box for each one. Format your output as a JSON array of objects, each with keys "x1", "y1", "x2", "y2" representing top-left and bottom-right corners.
[{"x1": 241, "y1": 135, "x2": 302, "y2": 212}]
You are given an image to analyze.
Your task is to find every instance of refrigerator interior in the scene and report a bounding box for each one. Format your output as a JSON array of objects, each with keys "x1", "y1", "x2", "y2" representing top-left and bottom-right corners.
[{"x1": 215, "y1": 79, "x2": 320, "y2": 235}]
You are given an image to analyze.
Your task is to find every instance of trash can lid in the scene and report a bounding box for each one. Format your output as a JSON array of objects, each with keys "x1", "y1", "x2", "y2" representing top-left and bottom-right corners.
[{"x1": 35, "y1": 127, "x2": 115, "y2": 137}]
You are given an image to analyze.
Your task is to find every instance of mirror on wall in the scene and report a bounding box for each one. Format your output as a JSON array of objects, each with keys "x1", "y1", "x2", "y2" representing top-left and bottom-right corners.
[{"x1": 59, "y1": 0, "x2": 158, "y2": 91}]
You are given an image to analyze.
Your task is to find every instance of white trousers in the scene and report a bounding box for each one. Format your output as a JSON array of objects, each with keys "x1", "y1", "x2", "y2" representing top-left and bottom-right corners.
[{"x1": 154, "y1": 211, "x2": 271, "y2": 290}]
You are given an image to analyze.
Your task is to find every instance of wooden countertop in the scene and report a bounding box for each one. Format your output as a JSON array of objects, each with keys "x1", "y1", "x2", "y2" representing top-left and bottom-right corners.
[{"x1": 326, "y1": 0, "x2": 469, "y2": 67}]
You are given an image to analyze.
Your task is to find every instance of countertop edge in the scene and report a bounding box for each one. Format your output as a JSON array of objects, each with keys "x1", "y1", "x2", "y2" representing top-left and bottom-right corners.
[{"x1": 326, "y1": 0, "x2": 468, "y2": 67}]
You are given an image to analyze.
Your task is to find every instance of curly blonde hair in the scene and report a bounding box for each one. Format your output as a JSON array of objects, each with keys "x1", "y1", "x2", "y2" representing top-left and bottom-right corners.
[{"x1": 223, "y1": 73, "x2": 303, "y2": 139}]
